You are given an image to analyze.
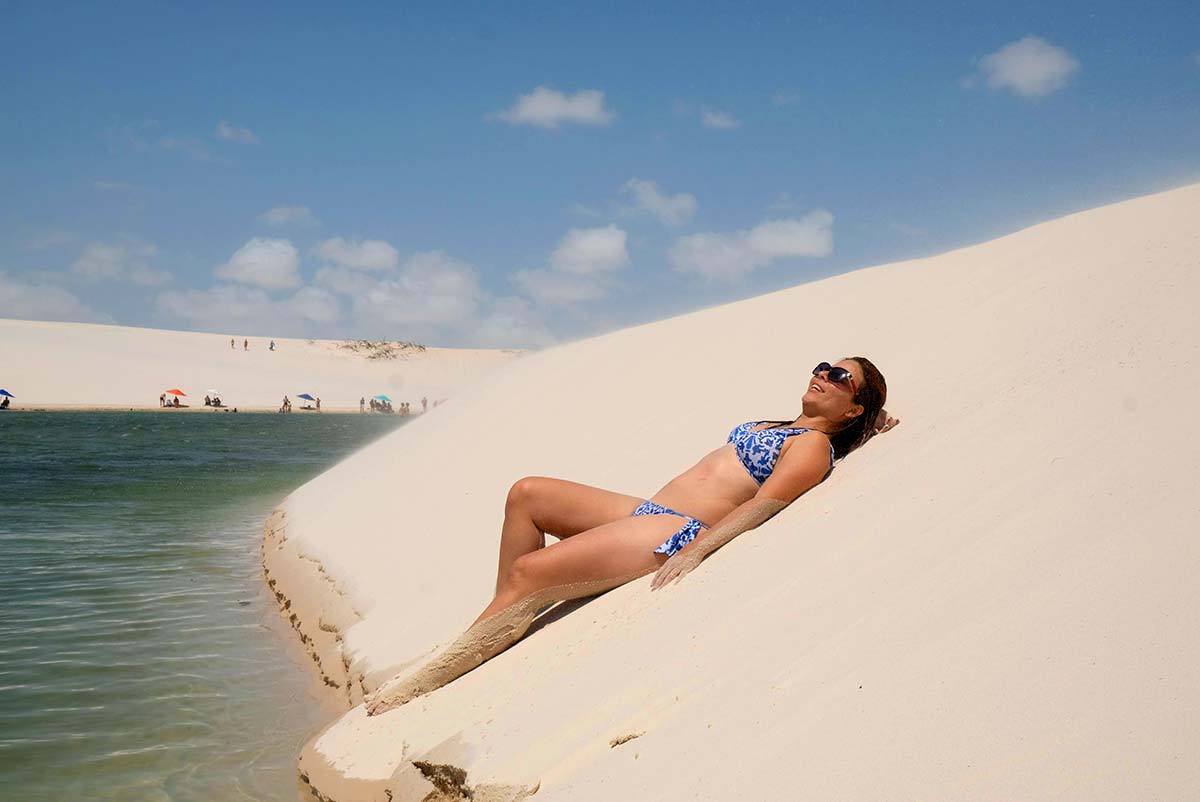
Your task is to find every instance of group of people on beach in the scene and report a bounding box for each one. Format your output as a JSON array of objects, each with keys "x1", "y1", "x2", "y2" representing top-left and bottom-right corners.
[
  {"x1": 362, "y1": 397, "x2": 396, "y2": 413},
  {"x1": 203, "y1": 394, "x2": 224, "y2": 407},
  {"x1": 158, "y1": 394, "x2": 182, "y2": 408},
  {"x1": 230, "y1": 338, "x2": 276, "y2": 351},
  {"x1": 359, "y1": 396, "x2": 431, "y2": 415},
  {"x1": 279, "y1": 396, "x2": 321, "y2": 413}
]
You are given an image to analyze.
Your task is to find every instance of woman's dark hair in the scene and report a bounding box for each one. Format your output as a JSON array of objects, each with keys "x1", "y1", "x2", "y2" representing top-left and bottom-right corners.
[
  {"x1": 767, "y1": 356, "x2": 887, "y2": 461},
  {"x1": 828, "y1": 356, "x2": 887, "y2": 460}
]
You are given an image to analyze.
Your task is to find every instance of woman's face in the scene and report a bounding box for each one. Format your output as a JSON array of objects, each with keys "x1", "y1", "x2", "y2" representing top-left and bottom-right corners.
[{"x1": 802, "y1": 358, "x2": 865, "y2": 423}]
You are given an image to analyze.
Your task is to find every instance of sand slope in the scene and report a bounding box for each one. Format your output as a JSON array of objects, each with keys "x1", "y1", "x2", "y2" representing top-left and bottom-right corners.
[
  {"x1": 0, "y1": 321, "x2": 520, "y2": 410},
  {"x1": 267, "y1": 183, "x2": 1200, "y2": 801}
]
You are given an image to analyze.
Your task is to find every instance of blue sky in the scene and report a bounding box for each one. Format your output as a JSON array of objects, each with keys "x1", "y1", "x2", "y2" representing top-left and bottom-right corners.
[{"x1": 2, "y1": 1, "x2": 1198, "y2": 347}]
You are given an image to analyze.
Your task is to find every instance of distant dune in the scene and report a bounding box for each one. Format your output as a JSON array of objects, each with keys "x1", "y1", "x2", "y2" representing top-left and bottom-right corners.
[
  {"x1": 278, "y1": 183, "x2": 1192, "y2": 799},
  {"x1": 0, "y1": 321, "x2": 521, "y2": 411}
]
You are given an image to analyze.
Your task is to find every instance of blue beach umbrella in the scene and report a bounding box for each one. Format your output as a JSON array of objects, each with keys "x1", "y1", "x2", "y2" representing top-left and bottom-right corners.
[
  {"x1": 0, "y1": 389, "x2": 13, "y2": 398},
  {"x1": 297, "y1": 393, "x2": 316, "y2": 401},
  {"x1": 373, "y1": 394, "x2": 392, "y2": 402}
]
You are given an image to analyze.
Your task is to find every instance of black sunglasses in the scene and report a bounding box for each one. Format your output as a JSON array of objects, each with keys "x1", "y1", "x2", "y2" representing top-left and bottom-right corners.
[{"x1": 812, "y1": 362, "x2": 857, "y2": 393}]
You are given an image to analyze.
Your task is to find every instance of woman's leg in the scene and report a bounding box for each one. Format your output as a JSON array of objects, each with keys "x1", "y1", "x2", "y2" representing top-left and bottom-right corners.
[
  {"x1": 365, "y1": 514, "x2": 682, "y2": 715},
  {"x1": 495, "y1": 477, "x2": 643, "y2": 594}
]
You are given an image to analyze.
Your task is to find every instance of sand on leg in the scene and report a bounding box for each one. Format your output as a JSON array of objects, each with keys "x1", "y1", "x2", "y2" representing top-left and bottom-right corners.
[{"x1": 364, "y1": 514, "x2": 682, "y2": 715}]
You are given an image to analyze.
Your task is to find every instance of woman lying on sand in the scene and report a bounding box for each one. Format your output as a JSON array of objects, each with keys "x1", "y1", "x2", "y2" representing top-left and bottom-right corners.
[{"x1": 365, "y1": 357, "x2": 897, "y2": 715}]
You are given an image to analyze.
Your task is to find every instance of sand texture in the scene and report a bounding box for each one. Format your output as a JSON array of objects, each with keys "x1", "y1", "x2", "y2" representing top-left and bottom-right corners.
[
  {"x1": 269, "y1": 183, "x2": 1200, "y2": 801},
  {"x1": 0, "y1": 321, "x2": 520, "y2": 411}
]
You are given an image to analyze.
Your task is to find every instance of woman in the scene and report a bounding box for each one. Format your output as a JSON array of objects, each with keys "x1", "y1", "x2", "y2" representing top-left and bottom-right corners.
[{"x1": 366, "y1": 357, "x2": 896, "y2": 715}]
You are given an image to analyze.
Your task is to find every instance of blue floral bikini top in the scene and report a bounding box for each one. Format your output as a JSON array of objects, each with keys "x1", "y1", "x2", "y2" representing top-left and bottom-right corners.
[{"x1": 727, "y1": 421, "x2": 836, "y2": 485}]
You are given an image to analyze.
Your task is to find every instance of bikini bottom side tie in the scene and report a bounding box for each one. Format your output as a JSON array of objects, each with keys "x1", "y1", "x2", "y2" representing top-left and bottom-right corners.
[{"x1": 632, "y1": 500, "x2": 710, "y2": 557}]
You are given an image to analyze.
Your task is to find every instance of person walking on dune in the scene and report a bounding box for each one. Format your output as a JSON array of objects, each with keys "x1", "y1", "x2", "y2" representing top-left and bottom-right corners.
[
  {"x1": 243, "y1": 338, "x2": 248, "y2": 351},
  {"x1": 365, "y1": 357, "x2": 899, "y2": 715}
]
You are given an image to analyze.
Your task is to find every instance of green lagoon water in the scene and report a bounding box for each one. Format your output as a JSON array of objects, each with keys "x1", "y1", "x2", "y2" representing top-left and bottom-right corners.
[{"x1": 0, "y1": 411, "x2": 405, "y2": 801}]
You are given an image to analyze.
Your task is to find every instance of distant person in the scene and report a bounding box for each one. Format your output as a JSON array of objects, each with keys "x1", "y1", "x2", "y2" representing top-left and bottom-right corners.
[
  {"x1": 0, "y1": 397, "x2": 9, "y2": 410},
  {"x1": 359, "y1": 397, "x2": 365, "y2": 413},
  {"x1": 422, "y1": 396, "x2": 428, "y2": 413},
  {"x1": 281, "y1": 395, "x2": 291, "y2": 413},
  {"x1": 243, "y1": 338, "x2": 249, "y2": 351},
  {"x1": 204, "y1": 395, "x2": 212, "y2": 406},
  {"x1": 172, "y1": 396, "x2": 180, "y2": 407},
  {"x1": 230, "y1": 338, "x2": 235, "y2": 349},
  {"x1": 159, "y1": 393, "x2": 166, "y2": 408},
  {"x1": 269, "y1": 340, "x2": 276, "y2": 351},
  {"x1": 316, "y1": 397, "x2": 321, "y2": 411}
]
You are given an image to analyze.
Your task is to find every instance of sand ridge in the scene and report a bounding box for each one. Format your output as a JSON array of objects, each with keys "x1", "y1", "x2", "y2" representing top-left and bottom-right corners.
[{"x1": 267, "y1": 182, "x2": 1200, "y2": 801}]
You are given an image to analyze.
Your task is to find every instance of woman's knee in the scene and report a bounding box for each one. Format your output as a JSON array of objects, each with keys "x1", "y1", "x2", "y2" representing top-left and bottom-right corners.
[{"x1": 506, "y1": 475, "x2": 548, "y2": 511}]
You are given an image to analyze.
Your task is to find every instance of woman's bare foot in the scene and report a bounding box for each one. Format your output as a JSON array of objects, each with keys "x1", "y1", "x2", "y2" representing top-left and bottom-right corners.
[{"x1": 363, "y1": 594, "x2": 544, "y2": 716}]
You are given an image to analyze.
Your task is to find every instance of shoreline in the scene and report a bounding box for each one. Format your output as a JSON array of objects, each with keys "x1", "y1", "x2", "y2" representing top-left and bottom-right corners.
[
  {"x1": 0, "y1": 404, "x2": 424, "y2": 415},
  {"x1": 0, "y1": 318, "x2": 523, "y2": 416}
]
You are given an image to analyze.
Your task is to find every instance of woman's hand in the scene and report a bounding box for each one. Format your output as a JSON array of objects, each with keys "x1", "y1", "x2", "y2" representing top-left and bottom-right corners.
[
  {"x1": 650, "y1": 547, "x2": 705, "y2": 591},
  {"x1": 873, "y1": 408, "x2": 900, "y2": 435}
]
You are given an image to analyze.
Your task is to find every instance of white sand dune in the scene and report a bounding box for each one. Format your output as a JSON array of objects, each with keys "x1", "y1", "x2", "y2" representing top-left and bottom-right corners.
[
  {"x1": 267, "y1": 183, "x2": 1200, "y2": 801},
  {"x1": 0, "y1": 320, "x2": 520, "y2": 411}
]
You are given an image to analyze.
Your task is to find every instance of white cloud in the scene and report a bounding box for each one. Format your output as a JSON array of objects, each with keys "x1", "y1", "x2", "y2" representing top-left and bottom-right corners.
[
  {"x1": 342, "y1": 251, "x2": 486, "y2": 331},
  {"x1": 156, "y1": 284, "x2": 340, "y2": 336},
  {"x1": 313, "y1": 266, "x2": 379, "y2": 297},
  {"x1": 701, "y1": 107, "x2": 741, "y2": 130},
  {"x1": 620, "y1": 179, "x2": 697, "y2": 226},
  {"x1": 510, "y1": 269, "x2": 607, "y2": 305},
  {"x1": 314, "y1": 251, "x2": 550, "y2": 347},
  {"x1": 971, "y1": 36, "x2": 1080, "y2": 99},
  {"x1": 158, "y1": 137, "x2": 212, "y2": 160},
  {"x1": 470, "y1": 296, "x2": 556, "y2": 349},
  {"x1": 550, "y1": 225, "x2": 629, "y2": 275},
  {"x1": 508, "y1": 225, "x2": 630, "y2": 307},
  {"x1": 0, "y1": 270, "x2": 106, "y2": 322},
  {"x1": 214, "y1": 238, "x2": 301, "y2": 290},
  {"x1": 215, "y1": 120, "x2": 259, "y2": 144},
  {"x1": 315, "y1": 237, "x2": 400, "y2": 271},
  {"x1": 259, "y1": 205, "x2": 319, "y2": 227},
  {"x1": 670, "y1": 210, "x2": 834, "y2": 281},
  {"x1": 72, "y1": 241, "x2": 171, "y2": 286},
  {"x1": 494, "y1": 86, "x2": 615, "y2": 129}
]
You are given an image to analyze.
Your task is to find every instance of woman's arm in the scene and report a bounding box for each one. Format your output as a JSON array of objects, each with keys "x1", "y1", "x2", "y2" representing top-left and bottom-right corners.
[{"x1": 650, "y1": 435, "x2": 832, "y2": 590}]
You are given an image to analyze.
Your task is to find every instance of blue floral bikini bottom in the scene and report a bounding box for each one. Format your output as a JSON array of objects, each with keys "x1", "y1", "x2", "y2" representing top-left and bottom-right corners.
[{"x1": 632, "y1": 500, "x2": 710, "y2": 557}]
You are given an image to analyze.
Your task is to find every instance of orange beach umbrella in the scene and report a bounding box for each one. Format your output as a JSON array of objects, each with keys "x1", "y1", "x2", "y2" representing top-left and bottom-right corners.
[{"x1": 165, "y1": 388, "x2": 187, "y2": 396}]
